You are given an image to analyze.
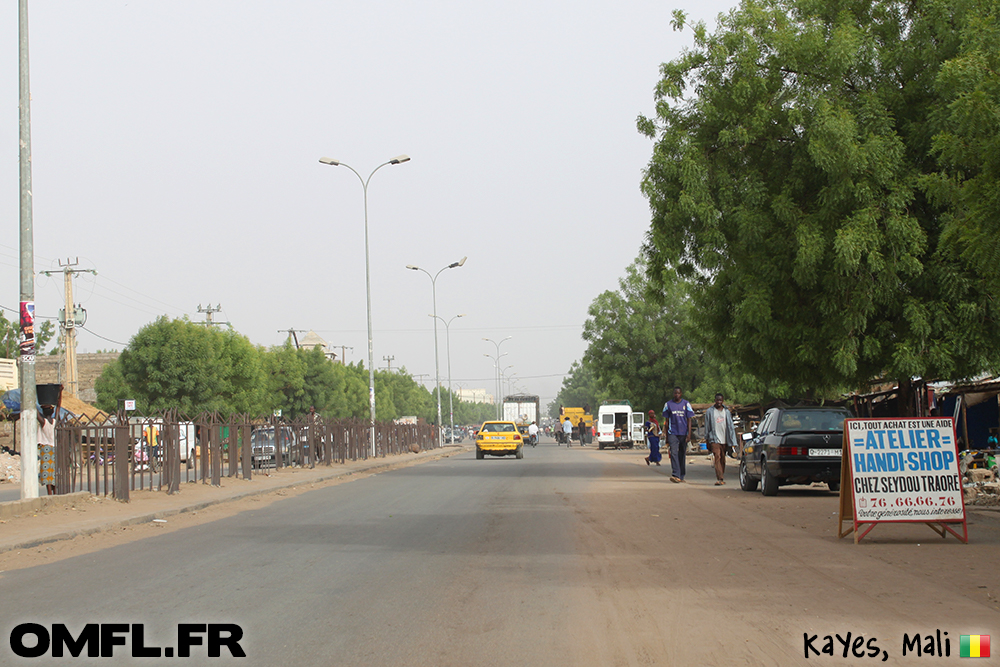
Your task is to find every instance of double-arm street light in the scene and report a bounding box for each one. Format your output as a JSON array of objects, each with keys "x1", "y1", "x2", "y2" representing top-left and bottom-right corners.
[
  {"x1": 407, "y1": 258, "x2": 467, "y2": 447},
  {"x1": 483, "y1": 352, "x2": 506, "y2": 418},
  {"x1": 430, "y1": 313, "x2": 465, "y2": 437},
  {"x1": 505, "y1": 371, "x2": 520, "y2": 398},
  {"x1": 483, "y1": 336, "x2": 512, "y2": 418},
  {"x1": 319, "y1": 154, "x2": 410, "y2": 457},
  {"x1": 500, "y1": 364, "x2": 515, "y2": 402}
]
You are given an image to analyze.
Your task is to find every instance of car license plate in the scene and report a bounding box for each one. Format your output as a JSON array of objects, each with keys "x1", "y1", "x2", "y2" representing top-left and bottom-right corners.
[
  {"x1": 491, "y1": 436, "x2": 503, "y2": 440},
  {"x1": 810, "y1": 448, "x2": 841, "y2": 457}
]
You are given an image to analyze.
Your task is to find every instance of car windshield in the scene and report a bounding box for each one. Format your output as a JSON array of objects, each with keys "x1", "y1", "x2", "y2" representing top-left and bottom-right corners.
[
  {"x1": 481, "y1": 423, "x2": 515, "y2": 433},
  {"x1": 777, "y1": 410, "x2": 848, "y2": 432}
]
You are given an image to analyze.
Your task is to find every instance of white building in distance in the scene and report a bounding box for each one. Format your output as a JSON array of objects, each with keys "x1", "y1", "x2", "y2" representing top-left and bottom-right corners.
[{"x1": 457, "y1": 388, "x2": 493, "y2": 405}]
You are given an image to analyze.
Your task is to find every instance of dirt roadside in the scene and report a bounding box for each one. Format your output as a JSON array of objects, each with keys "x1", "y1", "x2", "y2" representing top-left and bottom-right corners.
[
  {"x1": 0, "y1": 445, "x2": 472, "y2": 574},
  {"x1": 562, "y1": 448, "x2": 1000, "y2": 665}
]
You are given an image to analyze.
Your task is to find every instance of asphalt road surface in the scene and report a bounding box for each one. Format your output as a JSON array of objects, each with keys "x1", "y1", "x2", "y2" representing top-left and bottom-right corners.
[{"x1": 2, "y1": 437, "x2": 998, "y2": 666}]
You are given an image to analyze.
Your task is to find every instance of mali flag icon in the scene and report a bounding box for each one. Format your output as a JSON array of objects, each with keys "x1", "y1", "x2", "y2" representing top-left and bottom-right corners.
[{"x1": 960, "y1": 635, "x2": 990, "y2": 658}]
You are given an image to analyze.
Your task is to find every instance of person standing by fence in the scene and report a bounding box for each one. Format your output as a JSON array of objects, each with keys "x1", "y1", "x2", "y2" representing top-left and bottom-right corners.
[{"x1": 644, "y1": 410, "x2": 661, "y2": 466}]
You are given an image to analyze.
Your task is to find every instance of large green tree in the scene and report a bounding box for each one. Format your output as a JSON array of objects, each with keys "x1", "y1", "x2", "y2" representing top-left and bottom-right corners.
[
  {"x1": 639, "y1": 0, "x2": 1000, "y2": 402},
  {"x1": 548, "y1": 360, "x2": 605, "y2": 418},
  {"x1": 925, "y1": 3, "x2": 1000, "y2": 293},
  {"x1": 95, "y1": 317, "x2": 267, "y2": 415},
  {"x1": 578, "y1": 258, "x2": 768, "y2": 410}
]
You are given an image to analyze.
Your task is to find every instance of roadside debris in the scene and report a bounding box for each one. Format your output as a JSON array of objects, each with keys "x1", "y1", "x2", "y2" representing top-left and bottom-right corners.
[{"x1": 0, "y1": 451, "x2": 21, "y2": 484}]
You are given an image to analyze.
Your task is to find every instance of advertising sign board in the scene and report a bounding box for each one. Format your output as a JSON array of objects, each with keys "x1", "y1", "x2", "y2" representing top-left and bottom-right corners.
[{"x1": 838, "y1": 417, "x2": 967, "y2": 543}]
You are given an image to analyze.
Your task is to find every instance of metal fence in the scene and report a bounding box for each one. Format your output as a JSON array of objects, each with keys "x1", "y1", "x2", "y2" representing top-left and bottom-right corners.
[{"x1": 53, "y1": 411, "x2": 439, "y2": 501}]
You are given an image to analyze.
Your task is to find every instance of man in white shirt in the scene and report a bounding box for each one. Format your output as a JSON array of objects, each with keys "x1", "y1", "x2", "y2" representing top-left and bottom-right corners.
[
  {"x1": 528, "y1": 421, "x2": 539, "y2": 445},
  {"x1": 704, "y1": 393, "x2": 737, "y2": 485},
  {"x1": 562, "y1": 417, "x2": 573, "y2": 446}
]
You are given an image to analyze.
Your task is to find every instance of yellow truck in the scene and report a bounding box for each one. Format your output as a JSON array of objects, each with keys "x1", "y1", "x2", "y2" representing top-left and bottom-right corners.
[{"x1": 559, "y1": 407, "x2": 593, "y2": 444}]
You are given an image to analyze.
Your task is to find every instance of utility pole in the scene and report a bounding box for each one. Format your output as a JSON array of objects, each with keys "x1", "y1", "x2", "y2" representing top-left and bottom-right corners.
[
  {"x1": 41, "y1": 259, "x2": 96, "y2": 398},
  {"x1": 330, "y1": 344, "x2": 353, "y2": 365},
  {"x1": 278, "y1": 328, "x2": 307, "y2": 349},
  {"x1": 197, "y1": 304, "x2": 223, "y2": 327},
  {"x1": 382, "y1": 355, "x2": 394, "y2": 371},
  {"x1": 18, "y1": 0, "x2": 38, "y2": 500}
]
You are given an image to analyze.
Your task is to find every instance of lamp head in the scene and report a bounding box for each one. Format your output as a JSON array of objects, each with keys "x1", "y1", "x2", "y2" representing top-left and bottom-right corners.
[
  {"x1": 319, "y1": 157, "x2": 340, "y2": 166},
  {"x1": 389, "y1": 154, "x2": 411, "y2": 165},
  {"x1": 406, "y1": 265, "x2": 419, "y2": 271}
]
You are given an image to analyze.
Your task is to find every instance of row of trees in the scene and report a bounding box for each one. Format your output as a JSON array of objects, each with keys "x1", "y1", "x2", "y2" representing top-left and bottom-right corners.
[
  {"x1": 549, "y1": 258, "x2": 770, "y2": 416},
  {"x1": 554, "y1": 0, "x2": 999, "y2": 413},
  {"x1": 93, "y1": 316, "x2": 496, "y2": 425}
]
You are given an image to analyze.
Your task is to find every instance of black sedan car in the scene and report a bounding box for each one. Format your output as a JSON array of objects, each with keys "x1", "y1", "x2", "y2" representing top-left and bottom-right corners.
[{"x1": 738, "y1": 406, "x2": 852, "y2": 496}]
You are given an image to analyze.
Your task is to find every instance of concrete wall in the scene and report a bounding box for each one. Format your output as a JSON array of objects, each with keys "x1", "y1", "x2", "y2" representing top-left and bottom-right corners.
[{"x1": 34, "y1": 353, "x2": 120, "y2": 403}]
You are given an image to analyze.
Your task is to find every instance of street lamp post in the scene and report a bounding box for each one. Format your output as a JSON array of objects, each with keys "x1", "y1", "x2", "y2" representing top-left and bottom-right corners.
[
  {"x1": 483, "y1": 336, "x2": 512, "y2": 418},
  {"x1": 430, "y1": 313, "x2": 464, "y2": 439},
  {"x1": 505, "y1": 372, "x2": 519, "y2": 398},
  {"x1": 482, "y1": 353, "x2": 505, "y2": 418},
  {"x1": 500, "y1": 364, "x2": 515, "y2": 402},
  {"x1": 319, "y1": 154, "x2": 410, "y2": 457},
  {"x1": 407, "y1": 258, "x2": 467, "y2": 447}
]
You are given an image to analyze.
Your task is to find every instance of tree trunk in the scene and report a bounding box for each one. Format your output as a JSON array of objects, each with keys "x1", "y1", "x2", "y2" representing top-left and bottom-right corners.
[{"x1": 897, "y1": 378, "x2": 915, "y2": 417}]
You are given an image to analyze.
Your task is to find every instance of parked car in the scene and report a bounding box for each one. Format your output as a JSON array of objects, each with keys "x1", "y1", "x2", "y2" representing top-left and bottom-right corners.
[
  {"x1": 738, "y1": 406, "x2": 852, "y2": 496},
  {"x1": 250, "y1": 426, "x2": 297, "y2": 467},
  {"x1": 475, "y1": 421, "x2": 524, "y2": 459}
]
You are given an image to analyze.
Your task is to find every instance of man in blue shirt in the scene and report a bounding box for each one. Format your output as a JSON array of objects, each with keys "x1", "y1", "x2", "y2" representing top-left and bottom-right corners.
[{"x1": 662, "y1": 386, "x2": 694, "y2": 482}]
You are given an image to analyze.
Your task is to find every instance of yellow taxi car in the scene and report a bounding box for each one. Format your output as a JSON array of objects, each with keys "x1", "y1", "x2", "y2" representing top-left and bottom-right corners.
[{"x1": 475, "y1": 421, "x2": 524, "y2": 459}]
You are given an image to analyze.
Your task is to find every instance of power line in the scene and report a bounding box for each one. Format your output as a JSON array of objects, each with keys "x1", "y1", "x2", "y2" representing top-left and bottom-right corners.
[
  {"x1": 310, "y1": 324, "x2": 584, "y2": 335},
  {"x1": 79, "y1": 326, "x2": 127, "y2": 347}
]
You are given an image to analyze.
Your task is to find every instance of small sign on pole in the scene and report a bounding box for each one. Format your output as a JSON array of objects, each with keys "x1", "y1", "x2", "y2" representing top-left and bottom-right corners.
[
  {"x1": 123, "y1": 399, "x2": 136, "y2": 412},
  {"x1": 837, "y1": 417, "x2": 967, "y2": 543}
]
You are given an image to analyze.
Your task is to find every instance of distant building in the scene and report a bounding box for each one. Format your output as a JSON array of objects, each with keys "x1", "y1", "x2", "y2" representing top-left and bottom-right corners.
[
  {"x1": 457, "y1": 388, "x2": 493, "y2": 405},
  {"x1": 298, "y1": 330, "x2": 338, "y2": 362}
]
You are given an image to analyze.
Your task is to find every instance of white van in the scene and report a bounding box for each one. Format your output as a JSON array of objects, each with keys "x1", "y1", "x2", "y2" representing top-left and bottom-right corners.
[{"x1": 596, "y1": 400, "x2": 644, "y2": 450}]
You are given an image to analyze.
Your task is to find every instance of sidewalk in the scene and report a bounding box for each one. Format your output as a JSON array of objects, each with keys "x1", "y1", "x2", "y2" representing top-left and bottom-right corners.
[{"x1": 0, "y1": 444, "x2": 473, "y2": 555}]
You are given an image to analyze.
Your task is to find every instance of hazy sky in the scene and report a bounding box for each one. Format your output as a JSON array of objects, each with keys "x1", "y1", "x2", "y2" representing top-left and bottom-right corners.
[{"x1": 1, "y1": 0, "x2": 737, "y2": 410}]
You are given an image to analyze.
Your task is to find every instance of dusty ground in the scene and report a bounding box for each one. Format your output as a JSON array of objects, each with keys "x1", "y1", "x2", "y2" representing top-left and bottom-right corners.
[{"x1": 561, "y1": 450, "x2": 1000, "y2": 665}]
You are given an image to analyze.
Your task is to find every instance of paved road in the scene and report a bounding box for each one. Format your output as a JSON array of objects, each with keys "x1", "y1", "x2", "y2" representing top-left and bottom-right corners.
[
  {"x1": 1, "y1": 439, "x2": 605, "y2": 665},
  {"x1": 2, "y1": 437, "x2": 998, "y2": 666}
]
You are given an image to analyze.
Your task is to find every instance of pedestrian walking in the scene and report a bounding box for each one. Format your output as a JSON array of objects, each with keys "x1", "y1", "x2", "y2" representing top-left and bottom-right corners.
[
  {"x1": 578, "y1": 417, "x2": 587, "y2": 446},
  {"x1": 644, "y1": 410, "x2": 661, "y2": 466},
  {"x1": 704, "y1": 393, "x2": 737, "y2": 485},
  {"x1": 662, "y1": 387, "x2": 694, "y2": 483}
]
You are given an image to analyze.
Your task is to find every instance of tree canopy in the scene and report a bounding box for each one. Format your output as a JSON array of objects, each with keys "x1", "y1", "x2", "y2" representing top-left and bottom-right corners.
[
  {"x1": 638, "y1": 0, "x2": 1000, "y2": 397},
  {"x1": 557, "y1": 257, "x2": 769, "y2": 413},
  {"x1": 93, "y1": 317, "x2": 487, "y2": 423}
]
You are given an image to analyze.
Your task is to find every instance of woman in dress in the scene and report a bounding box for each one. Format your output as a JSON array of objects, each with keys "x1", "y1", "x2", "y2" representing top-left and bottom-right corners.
[
  {"x1": 644, "y1": 410, "x2": 662, "y2": 466},
  {"x1": 37, "y1": 406, "x2": 56, "y2": 495}
]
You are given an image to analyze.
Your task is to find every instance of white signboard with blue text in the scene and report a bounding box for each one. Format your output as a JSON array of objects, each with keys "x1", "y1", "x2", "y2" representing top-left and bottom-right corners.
[{"x1": 839, "y1": 417, "x2": 967, "y2": 543}]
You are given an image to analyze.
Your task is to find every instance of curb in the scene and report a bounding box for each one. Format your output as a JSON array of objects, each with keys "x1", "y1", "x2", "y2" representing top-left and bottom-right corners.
[{"x1": 0, "y1": 444, "x2": 473, "y2": 555}]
